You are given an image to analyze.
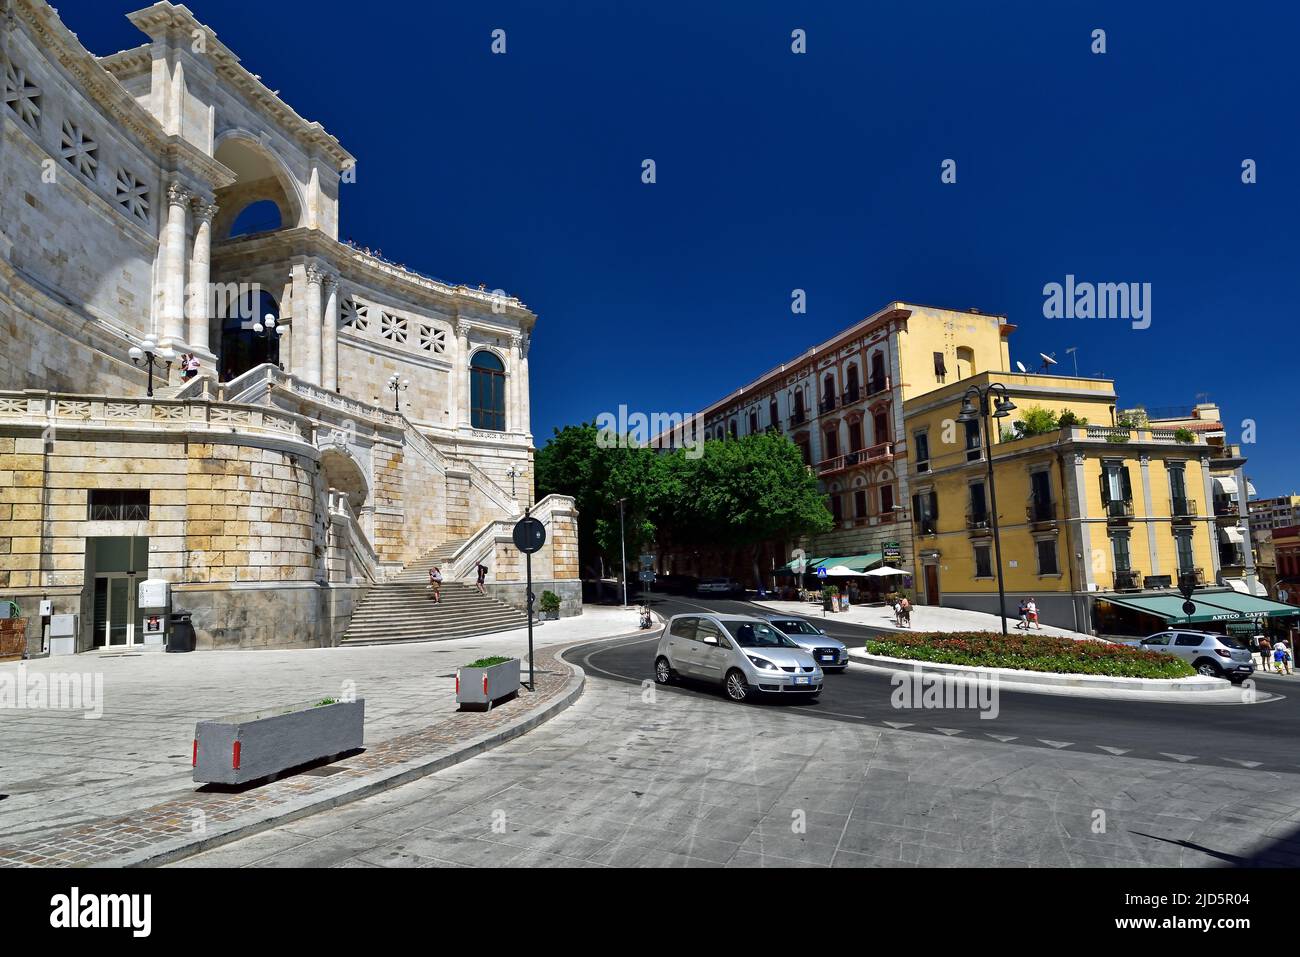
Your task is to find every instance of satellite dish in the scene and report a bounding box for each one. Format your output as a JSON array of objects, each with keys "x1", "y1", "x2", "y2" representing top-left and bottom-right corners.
[
  {"x1": 1015, "y1": 361, "x2": 1027, "y2": 373},
  {"x1": 1038, "y1": 352, "x2": 1057, "y2": 373}
]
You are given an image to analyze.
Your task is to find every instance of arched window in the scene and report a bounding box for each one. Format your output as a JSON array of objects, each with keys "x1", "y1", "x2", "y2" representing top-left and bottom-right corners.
[
  {"x1": 470, "y1": 351, "x2": 507, "y2": 431},
  {"x1": 228, "y1": 199, "x2": 282, "y2": 238},
  {"x1": 845, "y1": 365, "x2": 860, "y2": 402},
  {"x1": 769, "y1": 397, "x2": 779, "y2": 429}
]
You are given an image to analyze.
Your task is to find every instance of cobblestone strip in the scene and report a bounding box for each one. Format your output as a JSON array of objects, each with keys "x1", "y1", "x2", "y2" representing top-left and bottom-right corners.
[{"x1": 0, "y1": 641, "x2": 597, "y2": 867}]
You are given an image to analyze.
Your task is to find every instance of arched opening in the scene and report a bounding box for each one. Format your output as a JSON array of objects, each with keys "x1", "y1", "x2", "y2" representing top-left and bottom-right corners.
[
  {"x1": 228, "y1": 199, "x2": 283, "y2": 238},
  {"x1": 869, "y1": 352, "x2": 886, "y2": 393},
  {"x1": 217, "y1": 288, "x2": 282, "y2": 381},
  {"x1": 212, "y1": 135, "x2": 302, "y2": 241},
  {"x1": 470, "y1": 351, "x2": 507, "y2": 431},
  {"x1": 319, "y1": 446, "x2": 369, "y2": 511},
  {"x1": 956, "y1": 346, "x2": 976, "y2": 380}
]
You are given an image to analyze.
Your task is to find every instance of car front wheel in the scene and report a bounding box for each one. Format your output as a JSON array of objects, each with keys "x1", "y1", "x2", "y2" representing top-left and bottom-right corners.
[
  {"x1": 724, "y1": 668, "x2": 750, "y2": 702},
  {"x1": 1195, "y1": 659, "x2": 1222, "y2": 678},
  {"x1": 654, "y1": 656, "x2": 674, "y2": 685}
]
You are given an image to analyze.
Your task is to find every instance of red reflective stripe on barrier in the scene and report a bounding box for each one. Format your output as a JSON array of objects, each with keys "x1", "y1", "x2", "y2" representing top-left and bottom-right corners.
[
  {"x1": 482, "y1": 674, "x2": 488, "y2": 694},
  {"x1": 455, "y1": 673, "x2": 459, "y2": 695},
  {"x1": 232, "y1": 740, "x2": 241, "y2": 770},
  {"x1": 192, "y1": 740, "x2": 197, "y2": 767}
]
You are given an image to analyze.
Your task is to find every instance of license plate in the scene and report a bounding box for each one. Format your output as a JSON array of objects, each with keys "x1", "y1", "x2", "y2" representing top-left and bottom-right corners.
[
  {"x1": 819, "y1": 654, "x2": 833, "y2": 661},
  {"x1": 793, "y1": 676, "x2": 811, "y2": 685}
]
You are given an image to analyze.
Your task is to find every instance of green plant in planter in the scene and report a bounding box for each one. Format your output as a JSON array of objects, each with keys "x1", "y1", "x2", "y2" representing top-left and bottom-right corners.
[
  {"x1": 314, "y1": 698, "x2": 337, "y2": 708},
  {"x1": 465, "y1": 656, "x2": 511, "y2": 669},
  {"x1": 1106, "y1": 432, "x2": 1131, "y2": 443},
  {"x1": 540, "y1": 590, "x2": 561, "y2": 614},
  {"x1": 822, "y1": 584, "x2": 839, "y2": 597},
  {"x1": 1172, "y1": 428, "x2": 1195, "y2": 444},
  {"x1": 1057, "y1": 409, "x2": 1088, "y2": 428}
]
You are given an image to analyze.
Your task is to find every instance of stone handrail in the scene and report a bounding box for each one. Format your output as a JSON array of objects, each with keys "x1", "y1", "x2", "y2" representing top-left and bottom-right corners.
[
  {"x1": 328, "y1": 489, "x2": 382, "y2": 583},
  {"x1": 0, "y1": 390, "x2": 313, "y2": 444},
  {"x1": 461, "y1": 458, "x2": 517, "y2": 514},
  {"x1": 443, "y1": 493, "x2": 575, "y2": 581}
]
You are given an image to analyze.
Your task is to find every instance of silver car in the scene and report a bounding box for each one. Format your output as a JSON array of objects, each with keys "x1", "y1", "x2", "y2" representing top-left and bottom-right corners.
[
  {"x1": 654, "y1": 613, "x2": 824, "y2": 702},
  {"x1": 761, "y1": 615, "x2": 849, "y2": 672},
  {"x1": 1125, "y1": 629, "x2": 1256, "y2": 682}
]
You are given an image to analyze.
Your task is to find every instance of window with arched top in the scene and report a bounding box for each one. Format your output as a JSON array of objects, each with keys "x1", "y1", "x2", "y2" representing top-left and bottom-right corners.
[{"x1": 470, "y1": 351, "x2": 507, "y2": 431}]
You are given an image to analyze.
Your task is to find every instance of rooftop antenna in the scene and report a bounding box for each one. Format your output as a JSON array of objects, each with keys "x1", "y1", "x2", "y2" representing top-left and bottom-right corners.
[
  {"x1": 1065, "y1": 346, "x2": 1079, "y2": 377},
  {"x1": 1038, "y1": 352, "x2": 1058, "y2": 373},
  {"x1": 1015, "y1": 360, "x2": 1027, "y2": 373}
]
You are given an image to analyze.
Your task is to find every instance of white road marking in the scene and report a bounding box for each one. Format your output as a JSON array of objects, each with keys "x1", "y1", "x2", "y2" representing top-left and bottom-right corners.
[
  {"x1": 1038, "y1": 739, "x2": 1073, "y2": 749},
  {"x1": 1159, "y1": 752, "x2": 1197, "y2": 762},
  {"x1": 934, "y1": 728, "x2": 964, "y2": 736},
  {"x1": 985, "y1": 734, "x2": 1018, "y2": 742},
  {"x1": 1096, "y1": 746, "x2": 1131, "y2": 755}
]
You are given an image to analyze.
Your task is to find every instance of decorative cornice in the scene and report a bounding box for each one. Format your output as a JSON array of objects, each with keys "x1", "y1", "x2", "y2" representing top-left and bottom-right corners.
[{"x1": 120, "y1": 1, "x2": 354, "y2": 170}]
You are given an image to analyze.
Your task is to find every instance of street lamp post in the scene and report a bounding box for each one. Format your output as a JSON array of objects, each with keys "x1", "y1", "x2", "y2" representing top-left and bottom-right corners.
[
  {"x1": 128, "y1": 336, "x2": 175, "y2": 398},
  {"x1": 958, "y1": 383, "x2": 1017, "y2": 636},
  {"x1": 617, "y1": 497, "x2": 628, "y2": 607},
  {"x1": 386, "y1": 373, "x2": 410, "y2": 412}
]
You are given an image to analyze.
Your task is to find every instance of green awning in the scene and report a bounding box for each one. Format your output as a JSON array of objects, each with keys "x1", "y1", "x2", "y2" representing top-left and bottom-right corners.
[
  {"x1": 821, "y1": 553, "x2": 884, "y2": 573},
  {"x1": 1100, "y1": 592, "x2": 1300, "y2": 624},
  {"x1": 1184, "y1": 592, "x2": 1300, "y2": 620},
  {"x1": 776, "y1": 553, "x2": 884, "y2": 575},
  {"x1": 777, "y1": 556, "x2": 827, "y2": 574},
  {"x1": 1099, "y1": 594, "x2": 1225, "y2": 623}
]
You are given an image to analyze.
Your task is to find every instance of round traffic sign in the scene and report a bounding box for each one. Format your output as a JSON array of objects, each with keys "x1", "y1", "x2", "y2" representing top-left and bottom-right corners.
[
  {"x1": 513, "y1": 516, "x2": 546, "y2": 554},
  {"x1": 1182, "y1": 600, "x2": 1196, "y2": 616}
]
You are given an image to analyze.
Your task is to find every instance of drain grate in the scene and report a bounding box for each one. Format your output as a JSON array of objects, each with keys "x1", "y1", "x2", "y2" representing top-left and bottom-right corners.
[{"x1": 298, "y1": 765, "x2": 349, "y2": 777}]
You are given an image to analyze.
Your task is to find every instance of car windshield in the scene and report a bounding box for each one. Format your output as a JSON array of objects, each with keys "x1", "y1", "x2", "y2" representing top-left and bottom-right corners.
[
  {"x1": 723, "y1": 621, "x2": 797, "y2": 648},
  {"x1": 772, "y1": 620, "x2": 817, "y2": 635}
]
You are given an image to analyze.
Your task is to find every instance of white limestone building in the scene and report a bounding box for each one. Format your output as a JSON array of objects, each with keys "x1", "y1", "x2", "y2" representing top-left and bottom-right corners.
[{"x1": 0, "y1": 0, "x2": 579, "y2": 653}]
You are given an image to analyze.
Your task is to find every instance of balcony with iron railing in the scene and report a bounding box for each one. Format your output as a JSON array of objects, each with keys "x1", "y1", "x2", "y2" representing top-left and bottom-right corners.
[
  {"x1": 1213, "y1": 495, "x2": 1239, "y2": 518},
  {"x1": 789, "y1": 411, "x2": 807, "y2": 428},
  {"x1": 1026, "y1": 497, "x2": 1056, "y2": 526},
  {"x1": 1113, "y1": 569, "x2": 1143, "y2": 591},
  {"x1": 915, "y1": 517, "x2": 938, "y2": 536},
  {"x1": 866, "y1": 375, "x2": 890, "y2": 396},
  {"x1": 966, "y1": 508, "x2": 991, "y2": 535},
  {"x1": 1177, "y1": 567, "x2": 1206, "y2": 586},
  {"x1": 1103, "y1": 497, "x2": 1135, "y2": 520},
  {"x1": 818, "y1": 395, "x2": 838, "y2": 415},
  {"x1": 842, "y1": 386, "x2": 861, "y2": 406},
  {"x1": 1170, "y1": 496, "x2": 1197, "y2": 521},
  {"x1": 816, "y1": 442, "x2": 894, "y2": 477}
]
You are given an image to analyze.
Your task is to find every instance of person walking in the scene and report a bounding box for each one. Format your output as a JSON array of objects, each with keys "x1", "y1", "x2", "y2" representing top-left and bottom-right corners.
[
  {"x1": 428, "y1": 565, "x2": 443, "y2": 604},
  {"x1": 475, "y1": 561, "x2": 488, "y2": 597},
  {"x1": 896, "y1": 595, "x2": 911, "y2": 628},
  {"x1": 183, "y1": 352, "x2": 201, "y2": 380},
  {"x1": 1259, "y1": 634, "x2": 1273, "y2": 672},
  {"x1": 1017, "y1": 599, "x2": 1029, "y2": 630},
  {"x1": 1026, "y1": 597, "x2": 1041, "y2": 630}
]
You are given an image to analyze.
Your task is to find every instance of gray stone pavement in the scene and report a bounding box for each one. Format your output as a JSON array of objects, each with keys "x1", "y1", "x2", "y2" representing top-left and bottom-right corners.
[
  {"x1": 175, "y1": 640, "x2": 1300, "y2": 868},
  {"x1": 0, "y1": 607, "x2": 639, "y2": 847}
]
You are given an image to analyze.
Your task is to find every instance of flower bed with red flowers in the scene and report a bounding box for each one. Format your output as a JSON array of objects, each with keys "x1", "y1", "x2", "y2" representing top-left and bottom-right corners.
[{"x1": 865, "y1": 631, "x2": 1196, "y2": 679}]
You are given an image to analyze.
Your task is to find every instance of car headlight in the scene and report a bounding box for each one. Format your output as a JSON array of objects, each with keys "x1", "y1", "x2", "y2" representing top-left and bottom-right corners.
[{"x1": 746, "y1": 655, "x2": 777, "y2": 670}]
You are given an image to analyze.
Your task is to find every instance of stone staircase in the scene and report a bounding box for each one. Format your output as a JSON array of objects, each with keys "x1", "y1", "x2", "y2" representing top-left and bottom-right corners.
[{"x1": 341, "y1": 539, "x2": 529, "y2": 646}]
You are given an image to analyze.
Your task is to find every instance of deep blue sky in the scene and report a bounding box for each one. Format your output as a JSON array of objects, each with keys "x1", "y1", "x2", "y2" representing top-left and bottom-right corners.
[{"x1": 62, "y1": 0, "x2": 1297, "y2": 493}]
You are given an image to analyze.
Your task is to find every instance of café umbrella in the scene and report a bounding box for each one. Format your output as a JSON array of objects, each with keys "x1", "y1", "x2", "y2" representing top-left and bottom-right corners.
[{"x1": 862, "y1": 565, "x2": 908, "y2": 577}]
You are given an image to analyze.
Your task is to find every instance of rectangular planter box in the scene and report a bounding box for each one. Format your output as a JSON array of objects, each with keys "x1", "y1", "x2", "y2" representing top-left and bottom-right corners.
[
  {"x1": 193, "y1": 698, "x2": 365, "y2": 785},
  {"x1": 457, "y1": 658, "x2": 521, "y2": 710},
  {"x1": 0, "y1": 619, "x2": 26, "y2": 661}
]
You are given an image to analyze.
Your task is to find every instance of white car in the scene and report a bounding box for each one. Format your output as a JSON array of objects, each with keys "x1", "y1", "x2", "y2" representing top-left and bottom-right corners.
[{"x1": 654, "y1": 613, "x2": 824, "y2": 702}]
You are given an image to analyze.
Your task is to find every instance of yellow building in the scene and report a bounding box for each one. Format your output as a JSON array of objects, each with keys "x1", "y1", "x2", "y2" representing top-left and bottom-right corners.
[{"x1": 903, "y1": 371, "x2": 1221, "y2": 631}]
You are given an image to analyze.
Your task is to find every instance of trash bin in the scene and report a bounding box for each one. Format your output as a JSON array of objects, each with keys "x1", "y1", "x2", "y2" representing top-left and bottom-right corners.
[{"x1": 167, "y1": 612, "x2": 195, "y2": 653}]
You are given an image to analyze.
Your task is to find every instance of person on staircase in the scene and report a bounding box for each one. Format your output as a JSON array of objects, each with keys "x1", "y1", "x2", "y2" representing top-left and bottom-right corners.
[
  {"x1": 428, "y1": 566, "x2": 443, "y2": 604},
  {"x1": 475, "y1": 562, "x2": 488, "y2": 597}
]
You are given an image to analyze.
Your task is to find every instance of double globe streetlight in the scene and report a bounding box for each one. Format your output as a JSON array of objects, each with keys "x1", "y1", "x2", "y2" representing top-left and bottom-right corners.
[
  {"x1": 386, "y1": 373, "x2": 410, "y2": 412},
  {"x1": 957, "y1": 382, "x2": 1016, "y2": 635},
  {"x1": 127, "y1": 336, "x2": 175, "y2": 397},
  {"x1": 253, "y1": 311, "x2": 286, "y2": 339}
]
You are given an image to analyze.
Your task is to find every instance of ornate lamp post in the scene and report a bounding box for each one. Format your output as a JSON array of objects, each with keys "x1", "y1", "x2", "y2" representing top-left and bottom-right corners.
[
  {"x1": 128, "y1": 336, "x2": 175, "y2": 397},
  {"x1": 957, "y1": 382, "x2": 1017, "y2": 635},
  {"x1": 386, "y1": 373, "x2": 410, "y2": 412}
]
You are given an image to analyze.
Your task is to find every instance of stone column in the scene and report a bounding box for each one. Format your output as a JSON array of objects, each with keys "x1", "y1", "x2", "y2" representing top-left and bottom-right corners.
[
  {"x1": 187, "y1": 199, "x2": 218, "y2": 355},
  {"x1": 161, "y1": 182, "x2": 191, "y2": 346},
  {"x1": 303, "y1": 263, "x2": 324, "y2": 385},
  {"x1": 322, "y1": 274, "x2": 339, "y2": 391},
  {"x1": 508, "y1": 332, "x2": 523, "y2": 433},
  {"x1": 519, "y1": 331, "x2": 531, "y2": 436},
  {"x1": 279, "y1": 274, "x2": 296, "y2": 373},
  {"x1": 456, "y1": 319, "x2": 472, "y2": 428}
]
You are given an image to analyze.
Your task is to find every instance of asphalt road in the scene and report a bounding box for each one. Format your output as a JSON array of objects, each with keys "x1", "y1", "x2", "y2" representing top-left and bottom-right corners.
[{"x1": 583, "y1": 592, "x2": 1300, "y2": 775}]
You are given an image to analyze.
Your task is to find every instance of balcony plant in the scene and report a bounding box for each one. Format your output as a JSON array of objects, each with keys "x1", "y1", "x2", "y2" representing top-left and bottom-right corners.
[{"x1": 1173, "y1": 428, "x2": 1195, "y2": 444}]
